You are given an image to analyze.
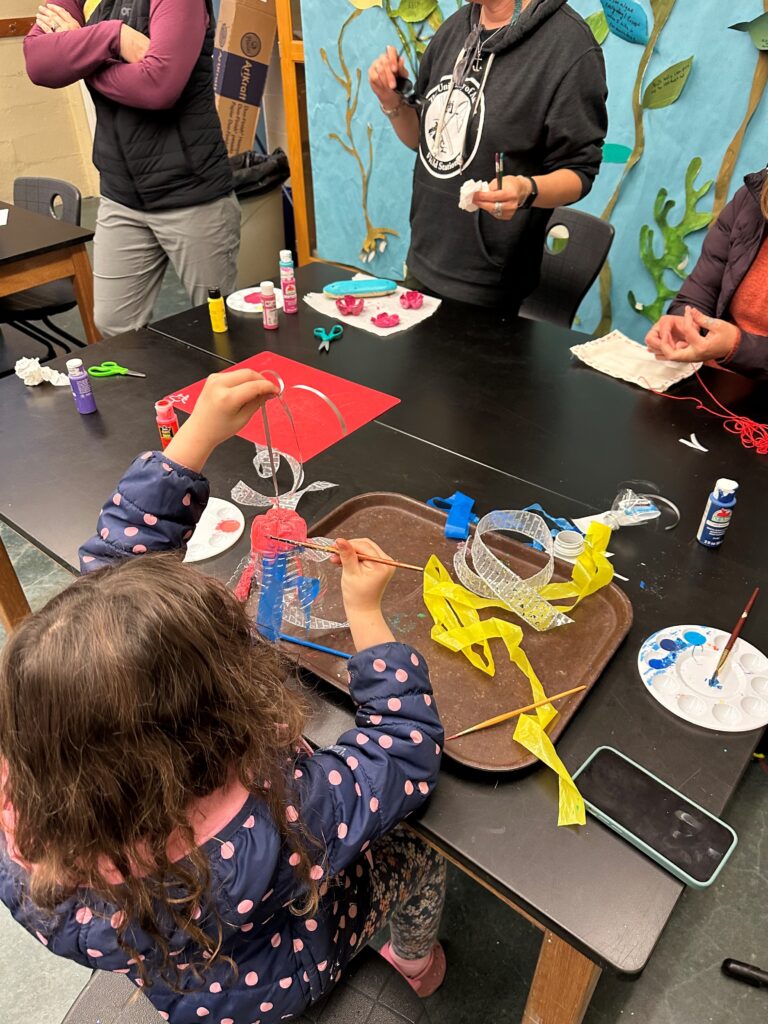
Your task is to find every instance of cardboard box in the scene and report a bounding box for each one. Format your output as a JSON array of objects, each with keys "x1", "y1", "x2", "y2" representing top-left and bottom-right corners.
[{"x1": 213, "y1": 0, "x2": 276, "y2": 157}]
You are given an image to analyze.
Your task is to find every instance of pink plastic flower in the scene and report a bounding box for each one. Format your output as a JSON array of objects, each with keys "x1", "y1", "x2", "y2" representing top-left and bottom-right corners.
[
  {"x1": 336, "y1": 295, "x2": 365, "y2": 316},
  {"x1": 371, "y1": 313, "x2": 400, "y2": 329},
  {"x1": 399, "y1": 290, "x2": 424, "y2": 310}
]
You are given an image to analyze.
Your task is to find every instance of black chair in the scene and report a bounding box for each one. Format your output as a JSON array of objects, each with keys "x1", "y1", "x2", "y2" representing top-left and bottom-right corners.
[
  {"x1": 62, "y1": 947, "x2": 428, "y2": 1024},
  {"x1": 519, "y1": 207, "x2": 615, "y2": 329},
  {"x1": 0, "y1": 177, "x2": 86, "y2": 357}
]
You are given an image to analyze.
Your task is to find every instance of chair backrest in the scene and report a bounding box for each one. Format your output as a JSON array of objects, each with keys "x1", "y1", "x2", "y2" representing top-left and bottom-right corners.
[
  {"x1": 13, "y1": 176, "x2": 81, "y2": 226},
  {"x1": 519, "y1": 207, "x2": 615, "y2": 329}
]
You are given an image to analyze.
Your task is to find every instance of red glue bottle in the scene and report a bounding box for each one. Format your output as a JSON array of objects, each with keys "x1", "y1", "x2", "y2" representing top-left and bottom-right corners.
[{"x1": 155, "y1": 399, "x2": 179, "y2": 449}]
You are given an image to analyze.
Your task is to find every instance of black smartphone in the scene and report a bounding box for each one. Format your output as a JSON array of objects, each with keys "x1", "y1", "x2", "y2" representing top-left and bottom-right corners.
[{"x1": 573, "y1": 746, "x2": 738, "y2": 887}]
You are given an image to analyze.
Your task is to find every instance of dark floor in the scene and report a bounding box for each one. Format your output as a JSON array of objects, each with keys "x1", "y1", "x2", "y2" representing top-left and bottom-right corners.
[{"x1": 1, "y1": 200, "x2": 766, "y2": 1022}]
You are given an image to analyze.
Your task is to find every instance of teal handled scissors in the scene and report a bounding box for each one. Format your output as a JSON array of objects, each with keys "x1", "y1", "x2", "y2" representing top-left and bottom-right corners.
[
  {"x1": 314, "y1": 324, "x2": 344, "y2": 353},
  {"x1": 87, "y1": 361, "x2": 146, "y2": 379}
]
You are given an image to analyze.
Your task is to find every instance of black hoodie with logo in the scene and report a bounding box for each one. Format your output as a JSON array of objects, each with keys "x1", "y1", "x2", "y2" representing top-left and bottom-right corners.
[{"x1": 407, "y1": 0, "x2": 607, "y2": 307}]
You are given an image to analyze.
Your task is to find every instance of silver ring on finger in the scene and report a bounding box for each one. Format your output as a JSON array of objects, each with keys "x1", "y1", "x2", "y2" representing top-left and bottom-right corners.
[{"x1": 494, "y1": 201, "x2": 503, "y2": 219}]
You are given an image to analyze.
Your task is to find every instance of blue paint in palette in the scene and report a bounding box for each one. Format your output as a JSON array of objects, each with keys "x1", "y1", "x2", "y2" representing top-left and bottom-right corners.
[{"x1": 646, "y1": 630, "x2": 708, "y2": 673}]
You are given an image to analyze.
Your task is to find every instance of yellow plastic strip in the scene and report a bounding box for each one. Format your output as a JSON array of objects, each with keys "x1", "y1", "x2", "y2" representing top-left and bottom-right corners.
[
  {"x1": 423, "y1": 556, "x2": 585, "y2": 826},
  {"x1": 539, "y1": 522, "x2": 614, "y2": 611},
  {"x1": 83, "y1": 0, "x2": 103, "y2": 22}
]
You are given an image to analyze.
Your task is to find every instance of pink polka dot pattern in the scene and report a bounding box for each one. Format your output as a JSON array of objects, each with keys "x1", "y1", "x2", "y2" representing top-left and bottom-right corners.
[
  {"x1": 87, "y1": 948, "x2": 103, "y2": 958},
  {"x1": 309, "y1": 865, "x2": 324, "y2": 880},
  {"x1": 196, "y1": 1008, "x2": 209, "y2": 1017},
  {"x1": 184, "y1": 530, "x2": 193, "y2": 541},
  {"x1": 328, "y1": 770, "x2": 342, "y2": 786},
  {"x1": 293, "y1": 768, "x2": 303, "y2": 779},
  {"x1": 113, "y1": 493, "x2": 122, "y2": 505},
  {"x1": 318, "y1": 960, "x2": 328, "y2": 971},
  {"x1": 404, "y1": 780, "x2": 414, "y2": 795},
  {"x1": 410, "y1": 729, "x2": 423, "y2": 744},
  {"x1": 354, "y1": 783, "x2": 362, "y2": 797},
  {"x1": 387, "y1": 697, "x2": 401, "y2": 711},
  {"x1": 424, "y1": 694, "x2": 432, "y2": 706},
  {"x1": 110, "y1": 911, "x2": 125, "y2": 929},
  {"x1": 143, "y1": 513, "x2": 158, "y2": 526},
  {"x1": 237, "y1": 899, "x2": 254, "y2": 914},
  {"x1": 337, "y1": 822, "x2": 349, "y2": 839},
  {"x1": 100, "y1": 528, "x2": 109, "y2": 539},
  {"x1": 75, "y1": 907, "x2": 93, "y2": 925},
  {"x1": 132, "y1": 545, "x2": 147, "y2": 554},
  {"x1": 370, "y1": 714, "x2": 382, "y2": 726},
  {"x1": 159, "y1": 1014, "x2": 169, "y2": 1021},
  {"x1": 303, "y1": 971, "x2": 310, "y2": 983},
  {"x1": 286, "y1": 805, "x2": 299, "y2": 823},
  {"x1": 418, "y1": 781, "x2": 429, "y2": 794},
  {"x1": 293, "y1": 938, "x2": 304, "y2": 953},
  {"x1": 288, "y1": 852, "x2": 301, "y2": 866},
  {"x1": 124, "y1": 527, "x2": 139, "y2": 537},
  {"x1": 141, "y1": 451, "x2": 152, "y2": 460},
  {"x1": 305, "y1": 919, "x2": 318, "y2": 931},
  {"x1": 162, "y1": 463, "x2": 172, "y2": 472},
  {"x1": 182, "y1": 494, "x2": 192, "y2": 507},
  {"x1": 221, "y1": 1019, "x2": 233, "y2": 1024},
  {"x1": 82, "y1": 555, "x2": 95, "y2": 563},
  {"x1": 240, "y1": 923, "x2": 253, "y2": 933},
  {"x1": 260, "y1": 1004, "x2": 273, "y2": 1013},
  {"x1": 209, "y1": 982, "x2": 222, "y2": 993},
  {"x1": 35, "y1": 931, "x2": 48, "y2": 946},
  {"x1": 271, "y1": 932, "x2": 281, "y2": 947},
  {"x1": 372, "y1": 658, "x2": 387, "y2": 673},
  {"x1": 245, "y1": 971, "x2": 258, "y2": 986},
  {"x1": 192, "y1": 906, "x2": 202, "y2": 920},
  {"x1": 243, "y1": 815, "x2": 255, "y2": 828},
  {"x1": 378, "y1": 735, "x2": 393, "y2": 749},
  {"x1": 370, "y1": 797, "x2": 379, "y2": 812},
  {"x1": 435, "y1": 744, "x2": 441, "y2": 756},
  {"x1": 356, "y1": 733, "x2": 369, "y2": 745},
  {"x1": 135, "y1": 979, "x2": 144, "y2": 987},
  {"x1": 350, "y1": 933, "x2": 358, "y2": 946},
  {"x1": 220, "y1": 841, "x2": 235, "y2": 859},
  {"x1": 410, "y1": 653, "x2": 419, "y2": 667},
  {"x1": 349, "y1": 903, "x2": 358, "y2": 918},
  {"x1": 347, "y1": 756, "x2": 359, "y2": 770},
  {"x1": 395, "y1": 669, "x2": 409, "y2": 683},
  {"x1": 279, "y1": 978, "x2": 292, "y2": 989}
]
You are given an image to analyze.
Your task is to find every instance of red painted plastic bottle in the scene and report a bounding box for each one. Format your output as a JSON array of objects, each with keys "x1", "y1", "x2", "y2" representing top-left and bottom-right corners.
[{"x1": 155, "y1": 399, "x2": 179, "y2": 449}]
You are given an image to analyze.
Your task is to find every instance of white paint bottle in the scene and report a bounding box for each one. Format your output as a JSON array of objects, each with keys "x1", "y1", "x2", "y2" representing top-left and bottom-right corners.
[{"x1": 261, "y1": 281, "x2": 279, "y2": 331}]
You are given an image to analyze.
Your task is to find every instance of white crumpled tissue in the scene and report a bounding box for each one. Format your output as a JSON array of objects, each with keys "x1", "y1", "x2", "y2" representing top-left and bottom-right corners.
[
  {"x1": 458, "y1": 179, "x2": 490, "y2": 213},
  {"x1": 570, "y1": 330, "x2": 702, "y2": 393},
  {"x1": 15, "y1": 357, "x2": 70, "y2": 387}
]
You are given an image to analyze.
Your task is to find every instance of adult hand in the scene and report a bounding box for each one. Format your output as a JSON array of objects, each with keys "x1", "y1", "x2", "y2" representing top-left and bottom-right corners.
[
  {"x1": 164, "y1": 370, "x2": 278, "y2": 472},
  {"x1": 472, "y1": 175, "x2": 533, "y2": 221},
  {"x1": 368, "y1": 45, "x2": 407, "y2": 108},
  {"x1": 332, "y1": 538, "x2": 396, "y2": 651},
  {"x1": 119, "y1": 23, "x2": 151, "y2": 63},
  {"x1": 35, "y1": 3, "x2": 80, "y2": 33},
  {"x1": 645, "y1": 306, "x2": 739, "y2": 363}
]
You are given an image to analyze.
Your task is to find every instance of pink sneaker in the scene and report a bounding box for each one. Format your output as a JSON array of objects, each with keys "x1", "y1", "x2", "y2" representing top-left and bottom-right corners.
[{"x1": 378, "y1": 941, "x2": 446, "y2": 997}]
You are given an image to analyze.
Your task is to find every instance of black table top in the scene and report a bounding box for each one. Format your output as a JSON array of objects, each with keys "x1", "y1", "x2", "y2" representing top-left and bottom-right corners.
[
  {"x1": 0, "y1": 200, "x2": 94, "y2": 266},
  {"x1": 1, "y1": 327, "x2": 763, "y2": 975}
]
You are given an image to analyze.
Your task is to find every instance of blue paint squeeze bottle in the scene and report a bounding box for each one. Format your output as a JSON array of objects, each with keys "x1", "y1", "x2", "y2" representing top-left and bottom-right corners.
[{"x1": 697, "y1": 478, "x2": 738, "y2": 548}]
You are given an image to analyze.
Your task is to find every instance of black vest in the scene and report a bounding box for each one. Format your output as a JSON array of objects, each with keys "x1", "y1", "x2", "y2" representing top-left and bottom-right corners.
[{"x1": 86, "y1": 0, "x2": 234, "y2": 211}]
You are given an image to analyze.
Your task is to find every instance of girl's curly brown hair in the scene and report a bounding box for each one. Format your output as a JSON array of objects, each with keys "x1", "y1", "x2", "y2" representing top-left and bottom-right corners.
[{"x1": 0, "y1": 553, "x2": 318, "y2": 990}]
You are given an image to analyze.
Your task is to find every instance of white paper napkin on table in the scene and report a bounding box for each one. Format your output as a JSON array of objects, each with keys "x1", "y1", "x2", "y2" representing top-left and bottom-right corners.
[
  {"x1": 0, "y1": 209, "x2": 8, "y2": 227},
  {"x1": 570, "y1": 330, "x2": 701, "y2": 393},
  {"x1": 303, "y1": 274, "x2": 441, "y2": 338}
]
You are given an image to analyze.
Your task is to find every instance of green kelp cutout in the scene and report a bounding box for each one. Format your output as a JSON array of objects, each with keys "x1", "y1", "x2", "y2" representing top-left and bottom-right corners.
[
  {"x1": 586, "y1": 9, "x2": 609, "y2": 44},
  {"x1": 730, "y1": 12, "x2": 768, "y2": 50},
  {"x1": 628, "y1": 157, "x2": 713, "y2": 324}
]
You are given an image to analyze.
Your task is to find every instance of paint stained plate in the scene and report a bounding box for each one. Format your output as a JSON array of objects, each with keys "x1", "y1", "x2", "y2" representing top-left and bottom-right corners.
[
  {"x1": 638, "y1": 624, "x2": 768, "y2": 733},
  {"x1": 226, "y1": 287, "x2": 284, "y2": 314},
  {"x1": 184, "y1": 498, "x2": 245, "y2": 563}
]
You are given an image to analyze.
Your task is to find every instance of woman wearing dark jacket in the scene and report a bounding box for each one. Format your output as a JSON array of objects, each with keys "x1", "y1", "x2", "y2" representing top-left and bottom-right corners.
[{"x1": 646, "y1": 169, "x2": 768, "y2": 383}]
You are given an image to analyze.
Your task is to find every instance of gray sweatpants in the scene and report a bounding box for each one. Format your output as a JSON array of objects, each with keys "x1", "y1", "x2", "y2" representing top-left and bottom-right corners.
[{"x1": 93, "y1": 193, "x2": 241, "y2": 337}]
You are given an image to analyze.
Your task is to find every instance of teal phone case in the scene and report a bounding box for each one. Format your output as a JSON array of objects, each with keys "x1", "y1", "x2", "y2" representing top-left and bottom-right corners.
[{"x1": 573, "y1": 746, "x2": 738, "y2": 889}]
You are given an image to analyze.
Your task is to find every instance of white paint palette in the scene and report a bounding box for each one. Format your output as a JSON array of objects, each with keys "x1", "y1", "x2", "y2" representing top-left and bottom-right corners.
[
  {"x1": 226, "y1": 287, "x2": 284, "y2": 314},
  {"x1": 184, "y1": 498, "x2": 245, "y2": 564},
  {"x1": 638, "y1": 624, "x2": 768, "y2": 733}
]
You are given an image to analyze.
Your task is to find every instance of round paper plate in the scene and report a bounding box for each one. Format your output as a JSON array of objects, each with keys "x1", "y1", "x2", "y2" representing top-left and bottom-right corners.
[
  {"x1": 638, "y1": 624, "x2": 768, "y2": 732},
  {"x1": 183, "y1": 498, "x2": 245, "y2": 563},
  {"x1": 226, "y1": 286, "x2": 284, "y2": 314}
]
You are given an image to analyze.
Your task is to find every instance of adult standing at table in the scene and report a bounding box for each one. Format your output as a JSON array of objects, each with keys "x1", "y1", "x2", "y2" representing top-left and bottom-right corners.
[
  {"x1": 368, "y1": 0, "x2": 607, "y2": 310},
  {"x1": 24, "y1": 0, "x2": 239, "y2": 337}
]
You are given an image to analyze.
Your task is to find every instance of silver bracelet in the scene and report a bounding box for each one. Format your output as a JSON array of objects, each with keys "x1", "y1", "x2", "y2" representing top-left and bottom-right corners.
[{"x1": 380, "y1": 100, "x2": 404, "y2": 120}]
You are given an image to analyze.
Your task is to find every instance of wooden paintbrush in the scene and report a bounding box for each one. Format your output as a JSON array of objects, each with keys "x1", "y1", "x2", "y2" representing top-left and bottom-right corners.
[
  {"x1": 446, "y1": 684, "x2": 587, "y2": 742},
  {"x1": 710, "y1": 586, "x2": 760, "y2": 686},
  {"x1": 267, "y1": 535, "x2": 425, "y2": 573}
]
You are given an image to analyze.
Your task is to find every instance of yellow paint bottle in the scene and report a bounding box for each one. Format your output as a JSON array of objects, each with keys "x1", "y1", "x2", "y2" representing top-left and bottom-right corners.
[{"x1": 207, "y1": 288, "x2": 228, "y2": 333}]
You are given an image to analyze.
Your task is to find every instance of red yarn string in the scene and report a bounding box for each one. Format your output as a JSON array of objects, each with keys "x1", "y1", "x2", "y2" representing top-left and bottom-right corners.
[{"x1": 647, "y1": 372, "x2": 768, "y2": 455}]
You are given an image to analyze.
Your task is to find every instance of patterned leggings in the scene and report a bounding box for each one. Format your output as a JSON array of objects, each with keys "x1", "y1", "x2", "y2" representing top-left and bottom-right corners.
[{"x1": 357, "y1": 825, "x2": 447, "y2": 960}]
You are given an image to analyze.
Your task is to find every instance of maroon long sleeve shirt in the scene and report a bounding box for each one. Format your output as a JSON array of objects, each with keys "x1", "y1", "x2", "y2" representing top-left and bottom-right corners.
[{"x1": 24, "y1": 0, "x2": 208, "y2": 111}]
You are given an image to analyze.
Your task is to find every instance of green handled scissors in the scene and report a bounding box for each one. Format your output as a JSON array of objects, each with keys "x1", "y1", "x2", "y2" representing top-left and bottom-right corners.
[
  {"x1": 87, "y1": 361, "x2": 146, "y2": 379},
  {"x1": 314, "y1": 324, "x2": 344, "y2": 353}
]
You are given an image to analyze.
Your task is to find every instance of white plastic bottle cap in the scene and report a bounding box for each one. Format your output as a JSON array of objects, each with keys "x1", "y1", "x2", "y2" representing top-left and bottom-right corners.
[
  {"x1": 553, "y1": 530, "x2": 585, "y2": 560},
  {"x1": 66, "y1": 359, "x2": 83, "y2": 372},
  {"x1": 279, "y1": 250, "x2": 292, "y2": 262},
  {"x1": 261, "y1": 281, "x2": 275, "y2": 295},
  {"x1": 715, "y1": 478, "x2": 739, "y2": 496}
]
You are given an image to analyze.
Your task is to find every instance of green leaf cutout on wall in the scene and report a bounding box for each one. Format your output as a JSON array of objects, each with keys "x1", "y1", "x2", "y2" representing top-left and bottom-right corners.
[
  {"x1": 641, "y1": 56, "x2": 694, "y2": 109},
  {"x1": 349, "y1": 0, "x2": 383, "y2": 9},
  {"x1": 730, "y1": 12, "x2": 768, "y2": 50},
  {"x1": 602, "y1": 143, "x2": 632, "y2": 164},
  {"x1": 428, "y1": 6, "x2": 443, "y2": 30},
  {"x1": 586, "y1": 10, "x2": 609, "y2": 45},
  {"x1": 391, "y1": 0, "x2": 439, "y2": 22}
]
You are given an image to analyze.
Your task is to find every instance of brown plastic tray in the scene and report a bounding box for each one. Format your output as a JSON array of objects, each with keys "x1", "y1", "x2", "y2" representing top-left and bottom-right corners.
[{"x1": 280, "y1": 493, "x2": 633, "y2": 772}]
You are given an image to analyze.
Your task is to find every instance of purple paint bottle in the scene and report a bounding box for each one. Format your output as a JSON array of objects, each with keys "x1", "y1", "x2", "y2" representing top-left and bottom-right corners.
[{"x1": 66, "y1": 358, "x2": 97, "y2": 415}]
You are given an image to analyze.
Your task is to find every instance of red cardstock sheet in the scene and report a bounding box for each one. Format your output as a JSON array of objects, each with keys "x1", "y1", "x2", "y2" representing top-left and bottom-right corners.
[{"x1": 164, "y1": 352, "x2": 400, "y2": 462}]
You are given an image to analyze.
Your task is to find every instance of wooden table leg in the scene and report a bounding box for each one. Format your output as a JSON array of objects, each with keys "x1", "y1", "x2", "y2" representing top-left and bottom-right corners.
[
  {"x1": 522, "y1": 929, "x2": 602, "y2": 1024},
  {"x1": 0, "y1": 536, "x2": 31, "y2": 633},
  {"x1": 70, "y1": 243, "x2": 102, "y2": 344}
]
